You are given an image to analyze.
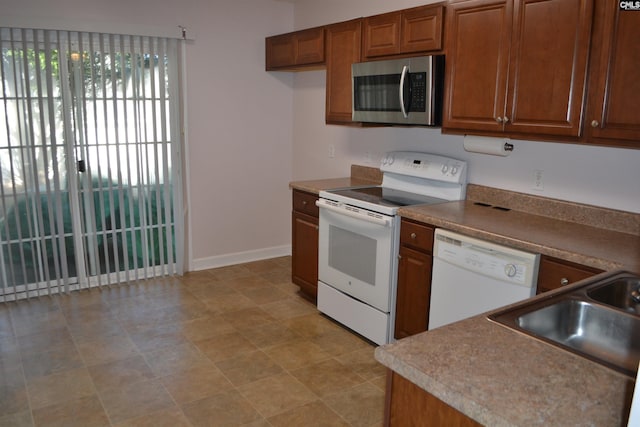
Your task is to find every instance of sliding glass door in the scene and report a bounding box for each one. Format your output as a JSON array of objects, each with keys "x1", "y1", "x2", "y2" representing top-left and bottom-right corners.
[{"x1": 0, "y1": 28, "x2": 183, "y2": 301}]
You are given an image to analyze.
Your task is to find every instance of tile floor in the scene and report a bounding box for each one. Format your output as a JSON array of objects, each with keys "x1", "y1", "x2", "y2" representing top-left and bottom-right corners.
[{"x1": 0, "y1": 257, "x2": 387, "y2": 427}]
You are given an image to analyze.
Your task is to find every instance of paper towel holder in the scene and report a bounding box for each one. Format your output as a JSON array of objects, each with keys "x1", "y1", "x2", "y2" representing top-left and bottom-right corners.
[{"x1": 463, "y1": 135, "x2": 514, "y2": 156}]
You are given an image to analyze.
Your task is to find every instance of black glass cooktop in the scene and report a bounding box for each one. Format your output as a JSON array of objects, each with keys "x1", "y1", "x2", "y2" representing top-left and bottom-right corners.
[{"x1": 327, "y1": 186, "x2": 447, "y2": 208}]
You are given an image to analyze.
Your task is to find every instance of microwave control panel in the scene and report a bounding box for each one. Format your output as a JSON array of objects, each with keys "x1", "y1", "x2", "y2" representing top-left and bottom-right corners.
[{"x1": 409, "y1": 73, "x2": 427, "y2": 112}]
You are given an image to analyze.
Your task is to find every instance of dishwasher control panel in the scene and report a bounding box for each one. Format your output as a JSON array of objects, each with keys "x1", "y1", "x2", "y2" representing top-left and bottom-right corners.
[{"x1": 434, "y1": 230, "x2": 540, "y2": 287}]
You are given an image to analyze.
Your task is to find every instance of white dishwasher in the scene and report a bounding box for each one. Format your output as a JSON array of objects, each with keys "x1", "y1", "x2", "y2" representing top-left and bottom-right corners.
[{"x1": 429, "y1": 229, "x2": 540, "y2": 330}]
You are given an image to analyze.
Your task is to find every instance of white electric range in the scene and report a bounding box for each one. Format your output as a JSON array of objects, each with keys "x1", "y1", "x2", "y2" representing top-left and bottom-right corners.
[{"x1": 316, "y1": 151, "x2": 468, "y2": 344}]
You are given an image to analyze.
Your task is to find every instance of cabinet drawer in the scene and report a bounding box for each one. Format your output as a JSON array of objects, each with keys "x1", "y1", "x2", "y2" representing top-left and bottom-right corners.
[
  {"x1": 537, "y1": 256, "x2": 603, "y2": 294},
  {"x1": 292, "y1": 190, "x2": 318, "y2": 217},
  {"x1": 400, "y1": 220, "x2": 434, "y2": 253}
]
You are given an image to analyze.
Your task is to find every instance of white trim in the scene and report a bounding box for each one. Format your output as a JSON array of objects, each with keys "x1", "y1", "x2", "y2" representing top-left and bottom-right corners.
[
  {"x1": 0, "y1": 16, "x2": 195, "y2": 40},
  {"x1": 191, "y1": 245, "x2": 292, "y2": 271}
]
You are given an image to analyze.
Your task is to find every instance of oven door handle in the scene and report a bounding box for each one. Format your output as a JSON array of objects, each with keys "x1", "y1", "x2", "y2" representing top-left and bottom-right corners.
[{"x1": 316, "y1": 200, "x2": 391, "y2": 227}]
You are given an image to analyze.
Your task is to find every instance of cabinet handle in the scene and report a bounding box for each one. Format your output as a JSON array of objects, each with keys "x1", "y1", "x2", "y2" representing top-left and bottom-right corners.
[
  {"x1": 315, "y1": 225, "x2": 319, "y2": 231},
  {"x1": 302, "y1": 200, "x2": 307, "y2": 205},
  {"x1": 591, "y1": 120, "x2": 599, "y2": 128},
  {"x1": 560, "y1": 278, "x2": 569, "y2": 286},
  {"x1": 496, "y1": 117, "x2": 503, "y2": 124},
  {"x1": 410, "y1": 232, "x2": 417, "y2": 239},
  {"x1": 503, "y1": 116, "x2": 509, "y2": 124}
]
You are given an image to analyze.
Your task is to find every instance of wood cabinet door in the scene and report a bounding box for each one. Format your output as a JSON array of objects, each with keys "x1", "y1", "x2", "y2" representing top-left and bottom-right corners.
[
  {"x1": 292, "y1": 211, "x2": 319, "y2": 299},
  {"x1": 443, "y1": 0, "x2": 512, "y2": 132},
  {"x1": 266, "y1": 33, "x2": 297, "y2": 70},
  {"x1": 325, "y1": 19, "x2": 362, "y2": 124},
  {"x1": 505, "y1": 0, "x2": 593, "y2": 137},
  {"x1": 386, "y1": 371, "x2": 482, "y2": 427},
  {"x1": 394, "y1": 246, "x2": 432, "y2": 339},
  {"x1": 585, "y1": 2, "x2": 640, "y2": 147},
  {"x1": 362, "y1": 11, "x2": 401, "y2": 58},
  {"x1": 400, "y1": 5, "x2": 444, "y2": 54},
  {"x1": 295, "y1": 27, "x2": 325, "y2": 65},
  {"x1": 265, "y1": 27, "x2": 324, "y2": 70}
]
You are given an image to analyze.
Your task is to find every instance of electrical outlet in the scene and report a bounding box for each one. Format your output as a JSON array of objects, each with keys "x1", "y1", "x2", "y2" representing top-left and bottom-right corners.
[
  {"x1": 533, "y1": 170, "x2": 544, "y2": 191},
  {"x1": 328, "y1": 144, "x2": 335, "y2": 159}
]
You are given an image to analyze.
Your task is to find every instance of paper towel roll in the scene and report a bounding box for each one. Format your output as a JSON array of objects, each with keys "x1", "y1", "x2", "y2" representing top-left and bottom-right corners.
[{"x1": 463, "y1": 135, "x2": 513, "y2": 156}]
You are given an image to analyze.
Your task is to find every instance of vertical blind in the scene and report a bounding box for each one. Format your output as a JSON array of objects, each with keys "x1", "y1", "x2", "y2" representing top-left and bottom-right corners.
[{"x1": 0, "y1": 28, "x2": 183, "y2": 301}]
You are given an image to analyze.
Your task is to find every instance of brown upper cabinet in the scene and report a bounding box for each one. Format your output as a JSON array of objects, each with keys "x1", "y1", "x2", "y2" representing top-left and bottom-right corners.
[
  {"x1": 325, "y1": 19, "x2": 362, "y2": 124},
  {"x1": 362, "y1": 4, "x2": 445, "y2": 59},
  {"x1": 584, "y1": 2, "x2": 640, "y2": 148},
  {"x1": 443, "y1": 0, "x2": 593, "y2": 138},
  {"x1": 266, "y1": 27, "x2": 325, "y2": 70}
]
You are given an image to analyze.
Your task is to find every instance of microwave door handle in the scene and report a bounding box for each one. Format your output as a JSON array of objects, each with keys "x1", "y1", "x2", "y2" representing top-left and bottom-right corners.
[{"x1": 399, "y1": 65, "x2": 409, "y2": 119}]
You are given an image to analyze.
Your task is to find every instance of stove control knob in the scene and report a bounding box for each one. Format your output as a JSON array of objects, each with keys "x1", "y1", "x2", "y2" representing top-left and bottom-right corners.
[
  {"x1": 441, "y1": 164, "x2": 449, "y2": 174},
  {"x1": 451, "y1": 166, "x2": 458, "y2": 176},
  {"x1": 504, "y1": 264, "x2": 518, "y2": 278},
  {"x1": 387, "y1": 155, "x2": 395, "y2": 165}
]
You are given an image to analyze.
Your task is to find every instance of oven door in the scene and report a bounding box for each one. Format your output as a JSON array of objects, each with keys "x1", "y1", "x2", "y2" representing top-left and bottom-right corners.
[{"x1": 317, "y1": 199, "x2": 398, "y2": 313}]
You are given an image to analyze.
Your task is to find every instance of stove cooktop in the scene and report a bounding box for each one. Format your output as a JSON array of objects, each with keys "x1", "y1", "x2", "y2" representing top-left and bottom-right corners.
[{"x1": 319, "y1": 152, "x2": 467, "y2": 216}]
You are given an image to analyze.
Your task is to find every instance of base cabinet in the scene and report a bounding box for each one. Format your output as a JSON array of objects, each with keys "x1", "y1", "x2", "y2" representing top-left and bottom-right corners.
[
  {"x1": 394, "y1": 220, "x2": 434, "y2": 339},
  {"x1": 536, "y1": 255, "x2": 603, "y2": 294},
  {"x1": 385, "y1": 370, "x2": 481, "y2": 427},
  {"x1": 291, "y1": 190, "x2": 319, "y2": 300}
]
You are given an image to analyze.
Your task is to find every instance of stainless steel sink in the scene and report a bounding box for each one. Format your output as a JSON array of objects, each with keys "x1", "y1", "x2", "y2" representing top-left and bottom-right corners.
[
  {"x1": 588, "y1": 277, "x2": 640, "y2": 314},
  {"x1": 489, "y1": 271, "x2": 640, "y2": 377}
]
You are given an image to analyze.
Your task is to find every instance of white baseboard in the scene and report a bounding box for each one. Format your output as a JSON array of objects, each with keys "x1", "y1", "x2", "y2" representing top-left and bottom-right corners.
[{"x1": 190, "y1": 245, "x2": 291, "y2": 271}]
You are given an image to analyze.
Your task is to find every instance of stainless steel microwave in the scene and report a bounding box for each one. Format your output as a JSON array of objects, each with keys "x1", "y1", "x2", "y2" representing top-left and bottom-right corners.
[{"x1": 352, "y1": 55, "x2": 444, "y2": 126}]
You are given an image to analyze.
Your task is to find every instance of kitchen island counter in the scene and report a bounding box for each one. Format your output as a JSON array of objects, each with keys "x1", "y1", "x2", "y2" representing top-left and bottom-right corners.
[{"x1": 375, "y1": 303, "x2": 635, "y2": 426}]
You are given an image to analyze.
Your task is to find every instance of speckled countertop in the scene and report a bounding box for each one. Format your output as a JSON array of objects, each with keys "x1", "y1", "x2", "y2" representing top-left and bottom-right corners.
[
  {"x1": 398, "y1": 195, "x2": 640, "y2": 275},
  {"x1": 375, "y1": 300, "x2": 636, "y2": 426},
  {"x1": 290, "y1": 167, "x2": 640, "y2": 425},
  {"x1": 289, "y1": 165, "x2": 382, "y2": 194}
]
